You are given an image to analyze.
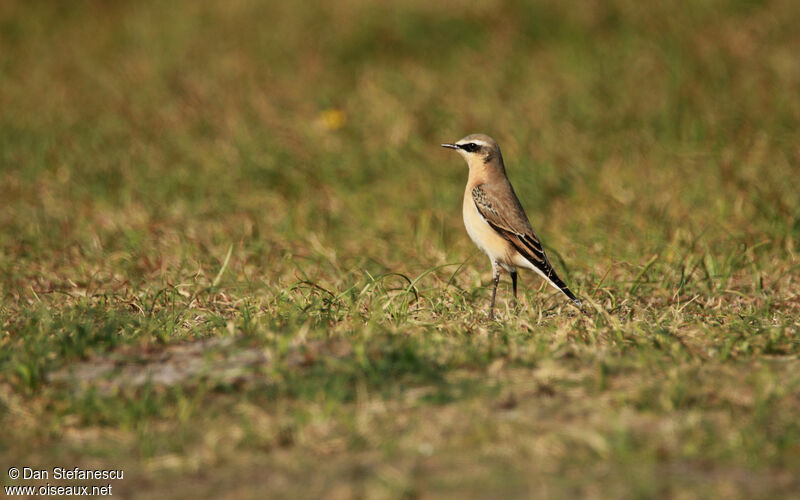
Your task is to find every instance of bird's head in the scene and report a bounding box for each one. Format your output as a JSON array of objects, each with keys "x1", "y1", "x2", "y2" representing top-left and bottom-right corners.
[{"x1": 441, "y1": 134, "x2": 502, "y2": 168}]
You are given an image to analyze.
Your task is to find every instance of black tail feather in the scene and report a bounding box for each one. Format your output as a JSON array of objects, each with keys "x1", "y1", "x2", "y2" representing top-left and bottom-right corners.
[{"x1": 509, "y1": 241, "x2": 581, "y2": 308}]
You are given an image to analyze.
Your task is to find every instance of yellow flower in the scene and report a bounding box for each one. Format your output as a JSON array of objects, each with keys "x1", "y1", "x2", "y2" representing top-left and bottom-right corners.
[{"x1": 318, "y1": 108, "x2": 346, "y2": 131}]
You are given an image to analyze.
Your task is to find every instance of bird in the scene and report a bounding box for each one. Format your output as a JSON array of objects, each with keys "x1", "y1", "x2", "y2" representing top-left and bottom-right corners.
[{"x1": 441, "y1": 134, "x2": 581, "y2": 318}]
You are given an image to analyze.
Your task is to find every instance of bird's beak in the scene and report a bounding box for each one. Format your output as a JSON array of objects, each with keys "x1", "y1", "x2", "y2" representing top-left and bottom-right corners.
[{"x1": 441, "y1": 143, "x2": 459, "y2": 150}]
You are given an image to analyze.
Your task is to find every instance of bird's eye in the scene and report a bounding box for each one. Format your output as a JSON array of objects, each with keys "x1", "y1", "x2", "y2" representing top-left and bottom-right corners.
[{"x1": 461, "y1": 143, "x2": 479, "y2": 153}]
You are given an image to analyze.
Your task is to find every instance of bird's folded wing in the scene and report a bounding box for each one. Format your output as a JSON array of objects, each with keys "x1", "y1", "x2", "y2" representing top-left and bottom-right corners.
[
  {"x1": 472, "y1": 183, "x2": 581, "y2": 306},
  {"x1": 471, "y1": 184, "x2": 549, "y2": 266}
]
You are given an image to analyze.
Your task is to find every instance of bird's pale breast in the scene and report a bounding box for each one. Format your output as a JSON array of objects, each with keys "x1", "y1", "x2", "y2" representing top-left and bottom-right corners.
[{"x1": 462, "y1": 188, "x2": 514, "y2": 267}]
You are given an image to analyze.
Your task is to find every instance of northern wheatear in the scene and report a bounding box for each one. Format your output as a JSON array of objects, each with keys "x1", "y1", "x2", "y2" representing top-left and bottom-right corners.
[{"x1": 442, "y1": 134, "x2": 581, "y2": 318}]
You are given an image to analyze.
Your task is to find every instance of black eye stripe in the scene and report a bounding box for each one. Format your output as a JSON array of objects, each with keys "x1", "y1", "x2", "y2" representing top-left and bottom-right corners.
[{"x1": 460, "y1": 142, "x2": 480, "y2": 153}]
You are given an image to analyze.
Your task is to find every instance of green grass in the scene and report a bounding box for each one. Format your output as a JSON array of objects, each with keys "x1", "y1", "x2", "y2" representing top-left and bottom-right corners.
[{"x1": 1, "y1": 0, "x2": 799, "y2": 498}]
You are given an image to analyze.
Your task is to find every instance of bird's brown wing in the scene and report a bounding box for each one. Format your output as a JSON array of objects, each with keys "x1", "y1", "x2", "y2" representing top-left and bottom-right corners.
[{"x1": 472, "y1": 183, "x2": 580, "y2": 305}]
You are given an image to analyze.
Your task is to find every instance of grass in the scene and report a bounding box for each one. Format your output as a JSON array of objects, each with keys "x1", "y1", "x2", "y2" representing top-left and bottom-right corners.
[{"x1": 1, "y1": 0, "x2": 799, "y2": 498}]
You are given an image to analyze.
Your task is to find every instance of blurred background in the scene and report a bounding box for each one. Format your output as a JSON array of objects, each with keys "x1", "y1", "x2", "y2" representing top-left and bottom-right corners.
[
  {"x1": 2, "y1": 0, "x2": 798, "y2": 284},
  {"x1": 1, "y1": 0, "x2": 799, "y2": 497}
]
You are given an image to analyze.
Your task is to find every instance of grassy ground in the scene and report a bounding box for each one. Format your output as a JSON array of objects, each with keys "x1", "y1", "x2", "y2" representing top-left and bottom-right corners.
[{"x1": 1, "y1": 0, "x2": 799, "y2": 498}]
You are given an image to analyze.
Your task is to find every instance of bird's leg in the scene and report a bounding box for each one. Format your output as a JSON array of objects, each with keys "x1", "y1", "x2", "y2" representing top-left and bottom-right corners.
[
  {"x1": 510, "y1": 270, "x2": 518, "y2": 308},
  {"x1": 489, "y1": 263, "x2": 500, "y2": 320}
]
